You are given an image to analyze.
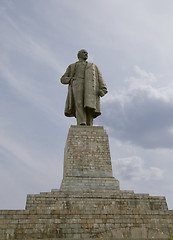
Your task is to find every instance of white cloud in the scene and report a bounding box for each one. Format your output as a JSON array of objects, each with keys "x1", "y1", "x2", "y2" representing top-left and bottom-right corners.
[
  {"x1": 125, "y1": 65, "x2": 157, "y2": 89},
  {"x1": 115, "y1": 156, "x2": 163, "y2": 181},
  {"x1": 99, "y1": 66, "x2": 173, "y2": 149}
]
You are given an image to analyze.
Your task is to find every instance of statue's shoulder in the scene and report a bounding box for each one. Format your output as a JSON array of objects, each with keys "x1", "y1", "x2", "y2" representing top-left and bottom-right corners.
[
  {"x1": 87, "y1": 62, "x2": 99, "y2": 70},
  {"x1": 69, "y1": 62, "x2": 77, "y2": 67},
  {"x1": 86, "y1": 62, "x2": 95, "y2": 67},
  {"x1": 67, "y1": 62, "x2": 78, "y2": 71}
]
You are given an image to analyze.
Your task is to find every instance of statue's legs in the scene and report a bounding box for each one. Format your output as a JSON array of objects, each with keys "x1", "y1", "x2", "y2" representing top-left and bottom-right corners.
[
  {"x1": 72, "y1": 79, "x2": 86, "y2": 125},
  {"x1": 72, "y1": 79, "x2": 94, "y2": 126},
  {"x1": 86, "y1": 108, "x2": 94, "y2": 126}
]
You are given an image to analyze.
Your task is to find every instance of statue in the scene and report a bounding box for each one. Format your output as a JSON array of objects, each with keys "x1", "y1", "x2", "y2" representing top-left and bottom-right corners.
[{"x1": 60, "y1": 49, "x2": 107, "y2": 126}]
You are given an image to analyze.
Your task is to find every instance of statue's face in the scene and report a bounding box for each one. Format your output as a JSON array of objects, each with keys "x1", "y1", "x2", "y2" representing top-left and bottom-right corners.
[{"x1": 78, "y1": 50, "x2": 88, "y2": 60}]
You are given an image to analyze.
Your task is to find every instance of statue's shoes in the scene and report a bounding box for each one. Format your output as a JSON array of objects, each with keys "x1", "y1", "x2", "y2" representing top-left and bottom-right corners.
[{"x1": 80, "y1": 123, "x2": 86, "y2": 125}]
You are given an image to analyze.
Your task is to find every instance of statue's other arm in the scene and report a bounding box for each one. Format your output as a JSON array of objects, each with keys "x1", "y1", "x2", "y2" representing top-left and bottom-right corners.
[
  {"x1": 60, "y1": 65, "x2": 72, "y2": 84},
  {"x1": 96, "y1": 66, "x2": 108, "y2": 97}
]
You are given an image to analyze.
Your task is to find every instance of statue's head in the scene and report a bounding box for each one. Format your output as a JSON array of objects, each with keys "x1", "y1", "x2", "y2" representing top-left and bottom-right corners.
[{"x1": 77, "y1": 49, "x2": 88, "y2": 60}]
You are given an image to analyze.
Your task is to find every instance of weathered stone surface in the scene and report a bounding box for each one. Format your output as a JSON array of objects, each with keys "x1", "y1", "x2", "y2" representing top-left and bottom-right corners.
[
  {"x1": 60, "y1": 126, "x2": 119, "y2": 192},
  {"x1": 0, "y1": 126, "x2": 173, "y2": 239},
  {"x1": 60, "y1": 50, "x2": 107, "y2": 126}
]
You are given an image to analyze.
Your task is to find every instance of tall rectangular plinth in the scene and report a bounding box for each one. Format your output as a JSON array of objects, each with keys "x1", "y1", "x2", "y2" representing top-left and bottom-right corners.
[{"x1": 60, "y1": 126, "x2": 119, "y2": 192}]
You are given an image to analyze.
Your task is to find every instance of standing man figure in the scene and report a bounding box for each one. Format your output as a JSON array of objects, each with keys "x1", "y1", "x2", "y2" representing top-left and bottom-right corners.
[{"x1": 60, "y1": 49, "x2": 107, "y2": 126}]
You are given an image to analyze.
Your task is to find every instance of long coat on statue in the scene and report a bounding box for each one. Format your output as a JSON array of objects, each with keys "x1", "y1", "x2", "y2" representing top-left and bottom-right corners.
[{"x1": 60, "y1": 61, "x2": 107, "y2": 118}]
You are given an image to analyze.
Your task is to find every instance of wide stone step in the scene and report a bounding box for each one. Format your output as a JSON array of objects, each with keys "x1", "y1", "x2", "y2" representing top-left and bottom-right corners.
[{"x1": 3, "y1": 238, "x2": 170, "y2": 240}]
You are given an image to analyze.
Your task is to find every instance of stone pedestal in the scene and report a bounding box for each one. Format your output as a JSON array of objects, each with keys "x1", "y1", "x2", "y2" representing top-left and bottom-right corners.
[
  {"x1": 60, "y1": 126, "x2": 119, "y2": 192},
  {"x1": 0, "y1": 126, "x2": 173, "y2": 239}
]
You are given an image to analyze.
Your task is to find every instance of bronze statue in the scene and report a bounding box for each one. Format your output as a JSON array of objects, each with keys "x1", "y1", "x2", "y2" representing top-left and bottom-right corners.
[{"x1": 60, "y1": 49, "x2": 107, "y2": 126}]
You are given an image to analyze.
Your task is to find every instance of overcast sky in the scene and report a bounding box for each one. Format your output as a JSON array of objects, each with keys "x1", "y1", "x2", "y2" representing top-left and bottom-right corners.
[{"x1": 1, "y1": 0, "x2": 173, "y2": 210}]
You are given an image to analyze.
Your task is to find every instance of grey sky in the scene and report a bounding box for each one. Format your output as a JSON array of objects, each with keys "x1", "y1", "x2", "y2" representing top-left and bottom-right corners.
[{"x1": 0, "y1": 0, "x2": 173, "y2": 209}]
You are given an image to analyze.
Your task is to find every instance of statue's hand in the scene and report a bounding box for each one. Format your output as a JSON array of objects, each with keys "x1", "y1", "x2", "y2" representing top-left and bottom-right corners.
[
  {"x1": 69, "y1": 77, "x2": 76, "y2": 85},
  {"x1": 61, "y1": 77, "x2": 71, "y2": 84},
  {"x1": 98, "y1": 89, "x2": 105, "y2": 97}
]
